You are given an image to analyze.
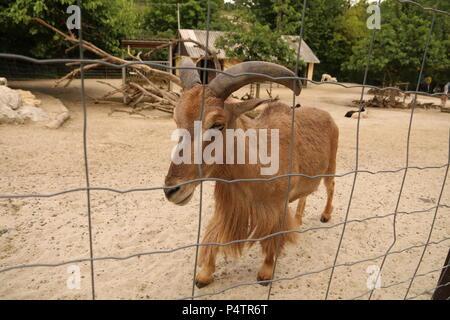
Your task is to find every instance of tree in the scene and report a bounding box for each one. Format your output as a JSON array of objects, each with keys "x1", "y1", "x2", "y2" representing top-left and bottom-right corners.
[
  {"x1": 343, "y1": 0, "x2": 450, "y2": 86},
  {"x1": 226, "y1": 0, "x2": 352, "y2": 79},
  {"x1": 328, "y1": 0, "x2": 370, "y2": 82},
  {"x1": 297, "y1": 0, "x2": 352, "y2": 79},
  {"x1": 0, "y1": 0, "x2": 140, "y2": 58},
  {"x1": 141, "y1": 0, "x2": 226, "y2": 39},
  {"x1": 215, "y1": 12, "x2": 303, "y2": 70}
]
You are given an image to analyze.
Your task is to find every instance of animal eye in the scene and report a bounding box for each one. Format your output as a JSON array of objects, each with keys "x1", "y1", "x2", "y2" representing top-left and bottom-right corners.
[{"x1": 210, "y1": 123, "x2": 224, "y2": 131}]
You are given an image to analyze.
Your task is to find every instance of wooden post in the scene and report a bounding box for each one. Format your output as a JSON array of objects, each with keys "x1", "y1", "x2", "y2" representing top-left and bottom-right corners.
[
  {"x1": 122, "y1": 50, "x2": 127, "y2": 103},
  {"x1": 168, "y1": 43, "x2": 173, "y2": 91},
  {"x1": 432, "y1": 249, "x2": 450, "y2": 300}
]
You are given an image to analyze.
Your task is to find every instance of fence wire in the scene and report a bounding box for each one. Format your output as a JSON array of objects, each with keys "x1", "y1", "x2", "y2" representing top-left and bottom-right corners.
[
  {"x1": 74, "y1": 0, "x2": 96, "y2": 300},
  {"x1": 326, "y1": 0, "x2": 382, "y2": 300},
  {"x1": 191, "y1": 0, "x2": 212, "y2": 300},
  {"x1": 368, "y1": 0, "x2": 442, "y2": 300},
  {"x1": 0, "y1": 0, "x2": 449, "y2": 301},
  {"x1": 267, "y1": 0, "x2": 308, "y2": 300},
  {"x1": 1, "y1": 53, "x2": 449, "y2": 98}
]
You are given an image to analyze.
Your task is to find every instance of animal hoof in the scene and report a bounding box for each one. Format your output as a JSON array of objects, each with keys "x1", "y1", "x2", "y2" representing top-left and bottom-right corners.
[
  {"x1": 257, "y1": 276, "x2": 270, "y2": 286},
  {"x1": 320, "y1": 216, "x2": 329, "y2": 223},
  {"x1": 195, "y1": 281, "x2": 211, "y2": 289}
]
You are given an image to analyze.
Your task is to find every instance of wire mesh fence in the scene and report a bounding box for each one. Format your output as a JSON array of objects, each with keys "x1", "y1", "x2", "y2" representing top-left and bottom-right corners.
[
  {"x1": 0, "y1": 0, "x2": 449, "y2": 300},
  {"x1": 0, "y1": 58, "x2": 124, "y2": 81}
]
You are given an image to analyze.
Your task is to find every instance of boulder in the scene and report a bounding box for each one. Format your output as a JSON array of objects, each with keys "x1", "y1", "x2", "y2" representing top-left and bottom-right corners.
[
  {"x1": 0, "y1": 86, "x2": 49, "y2": 124},
  {"x1": 0, "y1": 104, "x2": 24, "y2": 124},
  {"x1": 0, "y1": 86, "x2": 22, "y2": 110},
  {"x1": 17, "y1": 106, "x2": 49, "y2": 121},
  {"x1": 16, "y1": 89, "x2": 42, "y2": 107}
]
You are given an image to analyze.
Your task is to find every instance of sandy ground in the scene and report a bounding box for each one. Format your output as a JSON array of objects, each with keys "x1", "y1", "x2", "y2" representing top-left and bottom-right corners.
[{"x1": 0, "y1": 79, "x2": 449, "y2": 300}]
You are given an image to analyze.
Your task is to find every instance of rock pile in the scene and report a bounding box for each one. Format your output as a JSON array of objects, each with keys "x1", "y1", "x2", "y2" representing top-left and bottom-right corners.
[{"x1": 0, "y1": 82, "x2": 49, "y2": 124}]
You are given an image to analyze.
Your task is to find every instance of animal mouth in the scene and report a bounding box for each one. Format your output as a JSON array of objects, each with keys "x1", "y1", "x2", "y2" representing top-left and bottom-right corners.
[{"x1": 174, "y1": 191, "x2": 194, "y2": 206}]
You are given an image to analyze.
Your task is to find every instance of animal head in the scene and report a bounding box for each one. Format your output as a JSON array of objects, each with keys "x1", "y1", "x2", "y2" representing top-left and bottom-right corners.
[{"x1": 164, "y1": 58, "x2": 301, "y2": 205}]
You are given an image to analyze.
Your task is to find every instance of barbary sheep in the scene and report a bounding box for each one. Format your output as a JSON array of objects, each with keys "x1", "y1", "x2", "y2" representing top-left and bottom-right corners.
[
  {"x1": 321, "y1": 74, "x2": 337, "y2": 82},
  {"x1": 164, "y1": 58, "x2": 339, "y2": 288}
]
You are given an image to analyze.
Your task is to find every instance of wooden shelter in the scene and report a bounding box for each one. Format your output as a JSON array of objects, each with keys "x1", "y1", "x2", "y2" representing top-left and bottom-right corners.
[
  {"x1": 120, "y1": 39, "x2": 174, "y2": 90},
  {"x1": 174, "y1": 29, "x2": 320, "y2": 84}
]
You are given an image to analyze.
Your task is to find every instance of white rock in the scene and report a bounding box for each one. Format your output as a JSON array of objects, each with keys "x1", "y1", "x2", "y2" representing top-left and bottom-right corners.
[
  {"x1": 0, "y1": 77, "x2": 7, "y2": 86},
  {"x1": 17, "y1": 106, "x2": 49, "y2": 121},
  {"x1": 0, "y1": 86, "x2": 22, "y2": 110},
  {"x1": 0, "y1": 87, "x2": 48, "y2": 124},
  {"x1": 16, "y1": 89, "x2": 41, "y2": 107},
  {"x1": 0, "y1": 105, "x2": 23, "y2": 124}
]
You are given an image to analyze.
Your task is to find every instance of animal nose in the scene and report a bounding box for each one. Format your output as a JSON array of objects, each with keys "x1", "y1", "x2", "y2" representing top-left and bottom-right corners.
[{"x1": 164, "y1": 186, "x2": 180, "y2": 199}]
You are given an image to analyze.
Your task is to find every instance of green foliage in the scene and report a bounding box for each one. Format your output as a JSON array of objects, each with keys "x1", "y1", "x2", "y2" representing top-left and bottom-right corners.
[
  {"x1": 0, "y1": 0, "x2": 448, "y2": 86},
  {"x1": 0, "y1": 0, "x2": 140, "y2": 58},
  {"x1": 215, "y1": 12, "x2": 304, "y2": 70},
  {"x1": 326, "y1": 0, "x2": 370, "y2": 82},
  {"x1": 223, "y1": 0, "x2": 352, "y2": 78},
  {"x1": 140, "y1": 0, "x2": 226, "y2": 39},
  {"x1": 138, "y1": 0, "x2": 229, "y2": 61},
  {"x1": 225, "y1": 0, "x2": 449, "y2": 85},
  {"x1": 300, "y1": 0, "x2": 352, "y2": 79},
  {"x1": 343, "y1": 0, "x2": 450, "y2": 85}
]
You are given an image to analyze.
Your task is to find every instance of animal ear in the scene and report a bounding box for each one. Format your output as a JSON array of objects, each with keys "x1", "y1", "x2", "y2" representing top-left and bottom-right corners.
[
  {"x1": 225, "y1": 98, "x2": 274, "y2": 117},
  {"x1": 179, "y1": 58, "x2": 201, "y2": 90}
]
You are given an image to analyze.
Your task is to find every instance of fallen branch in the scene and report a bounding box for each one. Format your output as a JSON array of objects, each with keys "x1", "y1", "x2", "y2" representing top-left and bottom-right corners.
[
  {"x1": 33, "y1": 17, "x2": 181, "y2": 86},
  {"x1": 32, "y1": 17, "x2": 183, "y2": 114},
  {"x1": 55, "y1": 63, "x2": 101, "y2": 87},
  {"x1": 134, "y1": 70, "x2": 179, "y2": 102},
  {"x1": 129, "y1": 82, "x2": 174, "y2": 106}
]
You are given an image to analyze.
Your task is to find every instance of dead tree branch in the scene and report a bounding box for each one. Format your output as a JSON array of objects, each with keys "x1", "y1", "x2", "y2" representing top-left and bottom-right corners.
[
  {"x1": 33, "y1": 17, "x2": 181, "y2": 87},
  {"x1": 32, "y1": 17, "x2": 183, "y2": 114}
]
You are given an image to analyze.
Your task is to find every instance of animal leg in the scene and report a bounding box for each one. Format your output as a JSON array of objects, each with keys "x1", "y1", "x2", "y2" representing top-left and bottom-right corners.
[
  {"x1": 321, "y1": 135, "x2": 337, "y2": 223},
  {"x1": 321, "y1": 177, "x2": 335, "y2": 223},
  {"x1": 195, "y1": 222, "x2": 219, "y2": 288},
  {"x1": 257, "y1": 210, "x2": 298, "y2": 285},
  {"x1": 295, "y1": 196, "x2": 307, "y2": 226},
  {"x1": 257, "y1": 239, "x2": 276, "y2": 286}
]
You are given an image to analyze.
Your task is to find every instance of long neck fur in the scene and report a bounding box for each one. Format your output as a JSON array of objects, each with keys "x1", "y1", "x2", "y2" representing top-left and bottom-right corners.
[{"x1": 210, "y1": 114, "x2": 293, "y2": 257}]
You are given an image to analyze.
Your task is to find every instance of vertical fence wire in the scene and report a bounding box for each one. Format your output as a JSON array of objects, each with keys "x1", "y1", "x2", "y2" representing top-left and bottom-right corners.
[
  {"x1": 190, "y1": 0, "x2": 212, "y2": 299},
  {"x1": 0, "y1": 0, "x2": 448, "y2": 301},
  {"x1": 367, "y1": 0, "x2": 440, "y2": 300},
  {"x1": 77, "y1": 0, "x2": 96, "y2": 300},
  {"x1": 404, "y1": 129, "x2": 449, "y2": 298},
  {"x1": 267, "y1": 0, "x2": 308, "y2": 300},
  {"x1": 324, "y1": 0, "x2": 381, "y2": 300}
]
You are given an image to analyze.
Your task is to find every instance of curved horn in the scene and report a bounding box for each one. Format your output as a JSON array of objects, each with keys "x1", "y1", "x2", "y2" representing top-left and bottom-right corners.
[
  {"x1": 208, "y1": 61, "x2": 301, "y2": 99},
  {"x1": 179, "y1": 58, "x2": 201, "y2": 90}
]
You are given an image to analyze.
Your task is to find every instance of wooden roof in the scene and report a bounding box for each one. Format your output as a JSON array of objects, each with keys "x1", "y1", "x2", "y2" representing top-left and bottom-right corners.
[{"x1": 177, "y1": 29, "x2": 320, "y2": 64}]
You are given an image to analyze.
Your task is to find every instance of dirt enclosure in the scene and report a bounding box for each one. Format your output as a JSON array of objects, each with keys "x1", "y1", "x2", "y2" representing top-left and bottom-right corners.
[{"x1": 0, "y1": 80, "x2": 449, "y2": 300}]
